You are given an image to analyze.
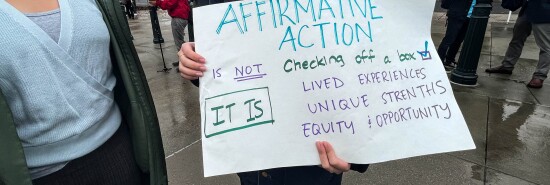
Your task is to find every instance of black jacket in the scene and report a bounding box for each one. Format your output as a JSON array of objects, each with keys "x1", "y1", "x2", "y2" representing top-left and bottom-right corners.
[
  {"x1": 525, "y1": 0, "x2": 550, "y2": 23},
  {"x1": 445, "y1": 0, "x2": 474, "y2": 20}
]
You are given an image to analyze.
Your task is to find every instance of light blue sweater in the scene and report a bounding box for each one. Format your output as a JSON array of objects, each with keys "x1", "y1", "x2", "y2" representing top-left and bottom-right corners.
[{"x1": 0, "y1": 0, "x2": 121, "y2": 178}]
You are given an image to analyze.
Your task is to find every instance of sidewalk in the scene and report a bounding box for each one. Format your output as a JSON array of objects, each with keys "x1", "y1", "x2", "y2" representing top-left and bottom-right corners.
[{"x1": 128, "y1": 10, "x2": 550, "y2": 185}]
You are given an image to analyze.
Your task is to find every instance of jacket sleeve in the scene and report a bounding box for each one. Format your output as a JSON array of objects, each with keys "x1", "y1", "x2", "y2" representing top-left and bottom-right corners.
[
  {"x1": 156, "y1": 0, "x2": 178, "y2": 10},
  {"x1": 441, "y1": 0, "x2": 451, "y2": 9},
  {"x1": 95, "y1": 0, "x2": 169, "y2": 184},
  {"x1": 350, "y1": 164, "x2": 369, "y2": 173}
]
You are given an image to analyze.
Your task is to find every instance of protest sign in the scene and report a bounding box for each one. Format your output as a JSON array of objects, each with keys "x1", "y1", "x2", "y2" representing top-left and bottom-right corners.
[{"x1": 193, "y1": 0, "x2": 476, "y2": 177}]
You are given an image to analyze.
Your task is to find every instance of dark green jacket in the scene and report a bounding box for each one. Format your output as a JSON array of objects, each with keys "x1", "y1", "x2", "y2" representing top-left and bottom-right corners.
[{"x1": 0, "y1": 0, "x2": 168, "y2": 184}]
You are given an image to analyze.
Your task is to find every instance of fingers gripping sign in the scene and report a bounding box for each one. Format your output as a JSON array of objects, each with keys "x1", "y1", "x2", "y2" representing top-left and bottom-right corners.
[
  {"x1": 316, "y1": 141, "x2": 351, "y2": 174},
  {"x1": 178, "y1": 42, "x2": 207, "y2": 80}
]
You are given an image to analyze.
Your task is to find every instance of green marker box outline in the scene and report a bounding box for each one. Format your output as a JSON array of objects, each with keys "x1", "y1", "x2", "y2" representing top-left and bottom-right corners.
[{"x1": 203, "y1": 87, "x2": 275, "y2": 138}]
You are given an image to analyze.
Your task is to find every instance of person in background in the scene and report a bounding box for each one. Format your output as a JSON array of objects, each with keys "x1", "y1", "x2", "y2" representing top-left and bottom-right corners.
[
  {"x1": 149, "y1": 0, "x2": 191, "y2": 67},
  {"x1": 486, "y1": 0, "x2": 550, "y2": 88},
  {"x1": 485, "y1": 5, "x2": 530, "y2": 75},
  {"x1": 438, "y1": 0, "x2": 476, "y2": 72},
  {"x1": 121, "y1": 0, "x2": 135, "y2": 19}
]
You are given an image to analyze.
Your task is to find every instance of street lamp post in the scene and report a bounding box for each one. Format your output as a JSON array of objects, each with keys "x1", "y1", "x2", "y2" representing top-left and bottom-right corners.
[
  {"x1": 149, "y1": 6, "x2": 171, "y2": 72},
  {"x1": 188, "y1": 3, "x2": 195, "y2": 42},
  {"x1": 149, "y1": 6, "x2": 164, "y2": 44},
  {"x1": 450, "y1": 0, "x2": 493, "y2": 86}
]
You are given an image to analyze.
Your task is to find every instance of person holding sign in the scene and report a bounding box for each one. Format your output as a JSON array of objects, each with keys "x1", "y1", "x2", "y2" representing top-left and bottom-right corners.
[{"x1": 178, "y1": 42, "x2": 369, "y2": 184}]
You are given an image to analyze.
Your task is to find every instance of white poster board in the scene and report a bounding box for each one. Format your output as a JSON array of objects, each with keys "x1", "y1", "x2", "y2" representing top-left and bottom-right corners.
[{"x1": 194, "y1": 0, "x2": 475, "y2": 177}]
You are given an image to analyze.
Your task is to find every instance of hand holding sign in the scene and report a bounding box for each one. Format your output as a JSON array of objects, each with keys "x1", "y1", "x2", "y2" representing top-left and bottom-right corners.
[
  {"x1": 316, "y1": 141, "x2": 351, "y2": 174},
  {"x1": 177, "y1": 42, "x2": 206, "y2": 79},
  {"x1": 179, "y1": 42, "x2": 358, "y2": 175}
]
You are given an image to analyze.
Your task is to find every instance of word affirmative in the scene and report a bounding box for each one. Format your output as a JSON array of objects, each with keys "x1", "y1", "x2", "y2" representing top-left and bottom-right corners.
[{"x1": 215, "y1": 0, "x2": 384, "y2": 51}]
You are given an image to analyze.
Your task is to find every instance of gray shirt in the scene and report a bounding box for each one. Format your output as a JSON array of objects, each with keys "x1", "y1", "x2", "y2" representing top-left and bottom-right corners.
[{"x1": 25, "y1": 9, "x2": 61, "y2": 43}]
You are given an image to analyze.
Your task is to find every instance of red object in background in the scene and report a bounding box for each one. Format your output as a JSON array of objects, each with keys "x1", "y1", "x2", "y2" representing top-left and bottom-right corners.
[{"x1": 156, "y1": 0, "x2": 190, "y2": 20}]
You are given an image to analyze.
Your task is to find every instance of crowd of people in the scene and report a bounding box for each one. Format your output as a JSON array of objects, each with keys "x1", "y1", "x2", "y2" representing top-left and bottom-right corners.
[
  {"x1": 0, "y1": 0, "x2": 548, "y2": 184},
  {"x1": 439, "y1": 0, "x2": 550, "y2": 88}
]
